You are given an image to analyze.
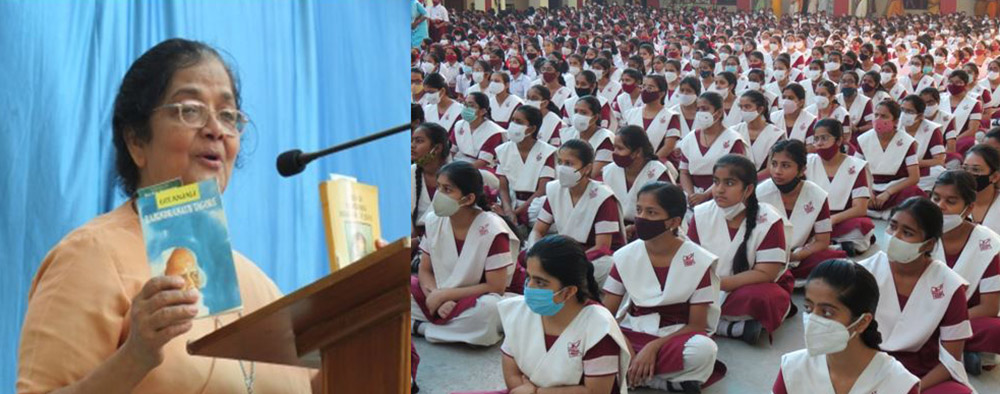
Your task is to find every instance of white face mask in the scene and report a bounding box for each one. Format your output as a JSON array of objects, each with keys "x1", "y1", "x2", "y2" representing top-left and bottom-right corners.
[
  {"x1": 802, "y1": 312, "x2": 865, "y2": 356},
  {"x1": 507, "y1": 122, "x2": 529, "y2": 143},
  {"x1": 712, "y1": 86, "x2": 730, "y2": 99},
  {"x1": 878, "y1": 232, "x2": 929, "y2": 264},
  {"x1": 482, "y1": 54, "x2": 491, "y2": 62},
  {"x1": 692, "y1": 111, "x2": 716, "y2": 130},
  {"x1": 773, "y1": 69, "x2": 787, "y2": 81},
  {"x1": 805, "y1": 69, "x2": 821, "y2": 80},
  {"x1": 924, "y1": 104, "x2": 938, "y2": 117},
  {"x1": 825, "y1": 62, "x2": 840, "y2": 71},
  {"x1": 424, "y1": 90, "x2": 441, "y2": 105},
  {"x1": 941, "y1": 212, "x2": 967, "y2": 233},
  {"x1": 593, "y1": 69, "x2": 604, "y2": 80},
  {"x1": 472, "y1": 71, "x2": 485, "y2": 83},
  {"x1": 524, "y1": 100, "x2": 541, "y2": 109},
  {"x1": 664, "y1": 71, "x2": 679, "y2": 83},
  {"x1": 556, "y1": 165, "x2": 583, "y2": 188},
  {"x1": 814, "y1": 95, "x2": 830, "y2": 109},
  {"x1": 880, "y1": 71, "x2": 895, "y2": 82},
  {"x1": 568, "y1": 66, "x2": 582, "y2": 76},
  {"x1": 677, "y1": 93, "x2": 697, "y2": 106},
  {"x1": 572, "y1": 113, "x2": 592, "y2": 132},
  {"x1": 721, "y1": 202, "x2": 746, "y2": 221},
  {"x1": 782, "y1": 98, "x2": 799, "y2": 114},
  {"x1": 899, "y1": 112, "x2": 917, "y2": 127},
  {"x1": 741, "y1": 110, "x2": 759, "y2": 122},
  {"x1": 432, "y1": 192, "x2": 462, "y2": 217},
  {"x1": 745, "y1": 81, "x2": 761, "y2": 91},
  {"x1": 487, "y1": 81, "x2": 506, "y2": 95},
  {"x1": 562, "y1": 47, "x2": 573, "y2": 56},
  {"x1": 421, "y1": 62, "x2": 435, "y2": 74},
  {"x1": 990, "y1": 72, "x2": 1000, "y2": 81}
]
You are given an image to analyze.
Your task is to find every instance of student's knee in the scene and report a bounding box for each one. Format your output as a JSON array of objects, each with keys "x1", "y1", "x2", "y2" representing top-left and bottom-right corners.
[{"x1": 683, "y1": 335, "x2": 718, "y2": 368}]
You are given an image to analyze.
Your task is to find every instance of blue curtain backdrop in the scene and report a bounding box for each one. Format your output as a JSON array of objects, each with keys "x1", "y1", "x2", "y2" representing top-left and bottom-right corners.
[{"x1": 0, "y1": 0, "x2": 409, "y2": 388}]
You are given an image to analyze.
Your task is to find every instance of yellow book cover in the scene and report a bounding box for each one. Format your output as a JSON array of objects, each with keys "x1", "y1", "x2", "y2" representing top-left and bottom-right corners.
[{"x1": 319, "y1": 175, "x2": 381, "y2": 272}]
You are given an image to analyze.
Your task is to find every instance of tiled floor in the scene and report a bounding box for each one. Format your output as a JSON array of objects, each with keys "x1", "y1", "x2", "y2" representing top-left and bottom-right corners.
[{"x1": 412, "y1": 220, "x2": 1000, "y2": 393}]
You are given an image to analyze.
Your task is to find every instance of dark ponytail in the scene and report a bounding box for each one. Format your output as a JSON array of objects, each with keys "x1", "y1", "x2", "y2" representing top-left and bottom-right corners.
[
  {"x1": 468, "y1": 92, "x2": 493, "y2": 122},
  {"x1": 528, "y1": 85, "x2": 562, "y2": 114},
  {"x1": 437, "y1": 160, "x2": 522, "y2": 241},
  {"x1": 806, "y1": 259, "x2": 883, "y2": 349},
  {"x1": 741, "y1": 90, "x2": 771, "y2": 124},
  {"x1": 526, "y1": 235, "x2": 602, "y2": 303},
  {"x1": 412, "y1": 123, "x2": 451, "y2": 226},
  {"x1": 714, "y1": 154, "x2": 759, "y2": 274}
]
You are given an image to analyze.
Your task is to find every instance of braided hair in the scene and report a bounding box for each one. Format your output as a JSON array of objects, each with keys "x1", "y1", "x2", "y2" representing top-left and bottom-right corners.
[
  {"x1": 412, "y1": 123, "x2": 450, "y2": 226},
  {"x1": 713, "y1": 154, "x2": 760, "y2": 274}
]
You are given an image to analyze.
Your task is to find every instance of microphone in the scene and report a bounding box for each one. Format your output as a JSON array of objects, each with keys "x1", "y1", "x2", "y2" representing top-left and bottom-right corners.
[{"x1": 276, "y1": 123, "x2": 411, "y2": 177}]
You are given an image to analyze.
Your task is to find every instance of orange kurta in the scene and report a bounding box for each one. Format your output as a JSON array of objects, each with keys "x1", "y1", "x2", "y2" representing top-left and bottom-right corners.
[{"x1": 18, "y1": 203, "x2": 313, "y2": 394}]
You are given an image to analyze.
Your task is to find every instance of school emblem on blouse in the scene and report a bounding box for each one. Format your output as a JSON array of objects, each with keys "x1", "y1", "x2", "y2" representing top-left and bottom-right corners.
[
  {"x1": 458, "y1": 128, "x2": 465, "y2": 135},
  {"x1": 981, "y1": 239, "x2": 992, "y2": 251},
  {"x1": 660, "y1": 116, "x2": 666, "y2": 124},
  {"x1": 589, "y1": 188, "x2": 598, "y2": 198},
  {"x1": 802, "y1": 201, "x2": 814, "y2": 214},
  {"x1": 647, "y1": 168, "x2": 657, "y2": 178},
  {"x1": 757, "y1": 213, "x2": 768, "y2": 224},
  {"x1": 478, "y1": 224, "x2": 489, "y2": 236},
  {"x1": 683, "y1": 253, "x2": 695, "y2": 267},
  {"x1": 848, "y1": 166, "x2": 857, "y2": 175},
  {"x1": 567, "y1": 340, "x2": 582, "y2": 358},
  {"x1": 931, "y1": 283, "x2": 945, "y2": 300},
  {"x1": 895, "y1": 139, "x2": 903, "y2": 147},
  {"x1": 536, "y1": 152, "x2": 543, "y2": 161},
  {"x1": 723, "y1": 140, "x2": 731, "y2": 149}
]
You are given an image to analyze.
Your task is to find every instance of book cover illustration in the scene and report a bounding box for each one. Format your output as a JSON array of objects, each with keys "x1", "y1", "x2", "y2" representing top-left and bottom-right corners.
[
  {"x1": 136, "y1": 178, "x2": 243, "y2": 318},
  {"x1": 320, "y1": 174, "x2": 381, "y2": 271}
]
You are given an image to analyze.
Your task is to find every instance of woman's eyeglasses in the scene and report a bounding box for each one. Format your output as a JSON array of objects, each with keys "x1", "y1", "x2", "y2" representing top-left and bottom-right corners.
[{"x1": 154, "y1": 101, "x2": 249, "y2": 136}]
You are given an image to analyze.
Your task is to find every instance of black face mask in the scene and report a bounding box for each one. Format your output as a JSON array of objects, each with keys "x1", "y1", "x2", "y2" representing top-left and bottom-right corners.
[
  {"x1": 576, "y1": 87, "x2": 594, "y2": 97},
  {"x1": 776, "y1": 176, "x2": 802, "y2": 194},
  {"x1": 976, "y1": 173, "x2": 995, "y2": 192}
]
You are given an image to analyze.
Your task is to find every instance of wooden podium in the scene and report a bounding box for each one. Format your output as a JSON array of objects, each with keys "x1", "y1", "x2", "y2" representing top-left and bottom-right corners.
[{"x1": 188, "y1": 238, "x2": 412, "y2": 393}]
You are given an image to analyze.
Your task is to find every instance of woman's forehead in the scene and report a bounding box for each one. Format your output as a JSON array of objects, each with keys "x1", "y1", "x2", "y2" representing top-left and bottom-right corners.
[{"x1": 164, "y1": 60, "x2": 235, "y2": 106}]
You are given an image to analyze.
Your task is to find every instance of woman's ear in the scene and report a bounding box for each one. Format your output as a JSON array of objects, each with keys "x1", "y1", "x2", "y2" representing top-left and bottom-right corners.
[
  {"x1": 852, "y1": 312, "x2": 873, "y2": 336},
  {"x1": 124, "y1": 128, "x2": 148, "y2": 170},
  {"x1": 559, "y1": 285, "x2": 579, "y2": 303}
]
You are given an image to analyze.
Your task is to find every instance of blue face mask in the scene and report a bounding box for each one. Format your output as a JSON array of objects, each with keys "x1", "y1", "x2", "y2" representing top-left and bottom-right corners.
[
  {"x1": 922, "y1": 66, "x2": 934, "y2": 75},
  {"x1": 725, "y1": 65, "x2": 738, "y2": 73},
  {"x1": 461, "y1": 106, "x2": 477, "y2": 122},
  {"x1": 461, "y1": 65, "x2": 473, "y2": 74},
  {"x1": 524, "y1": 281, "x2": 567, "y2": 316}
]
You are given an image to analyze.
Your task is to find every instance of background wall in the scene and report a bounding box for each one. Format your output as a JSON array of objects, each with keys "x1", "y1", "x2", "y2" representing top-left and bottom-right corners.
[{"x1": 0, "y1": 0, "x2": 409, "y2": 388}]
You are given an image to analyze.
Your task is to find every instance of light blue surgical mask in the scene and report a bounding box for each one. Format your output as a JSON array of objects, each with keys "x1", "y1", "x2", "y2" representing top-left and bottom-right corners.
[
  {"x1": 524, "y1": 281, "x2": 567, "y2": 316},
  {"x1": 725, "y1": 65, "x2": 738, "y2": 73},
  {"x1": 461, "y1": 106, "x2": 477, "y2": 122}
]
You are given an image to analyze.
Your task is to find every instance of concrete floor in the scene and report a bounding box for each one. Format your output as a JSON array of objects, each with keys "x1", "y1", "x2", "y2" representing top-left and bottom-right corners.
[{"x1": 412, "y1": 220, "x2": 1000, "y2": 393}]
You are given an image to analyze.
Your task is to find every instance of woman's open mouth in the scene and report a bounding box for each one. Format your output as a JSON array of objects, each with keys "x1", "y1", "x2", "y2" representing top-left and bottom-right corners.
[{"x1": 195, "y1": 152, "x2": 224, "y2": 170}]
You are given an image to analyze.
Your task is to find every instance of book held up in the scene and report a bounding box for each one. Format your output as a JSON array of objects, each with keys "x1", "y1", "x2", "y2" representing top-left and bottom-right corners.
[{"x1": 136, "y1": 178, "x2": 242, "y2": 318}]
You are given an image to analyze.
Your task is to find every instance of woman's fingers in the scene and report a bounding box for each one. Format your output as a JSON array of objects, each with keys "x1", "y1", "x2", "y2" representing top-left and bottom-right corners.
[
  {"x1": 138, "y1": 276, "x2": 185, "y2": 301},
  {"x1": 148, "y1": 304, "x2": 199, "y2": 331},
  {"x1": 146, "y1": 288, "x2": 199, "y2": 311},
  {"x1": 154, "y1": 320, "x2": 195, "y2": 344}
]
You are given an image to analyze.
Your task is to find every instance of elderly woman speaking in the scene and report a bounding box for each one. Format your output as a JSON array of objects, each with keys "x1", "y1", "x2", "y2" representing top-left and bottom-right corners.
[{"x1": 17, "y1": 39, "x2": 313, "y2": 393}]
